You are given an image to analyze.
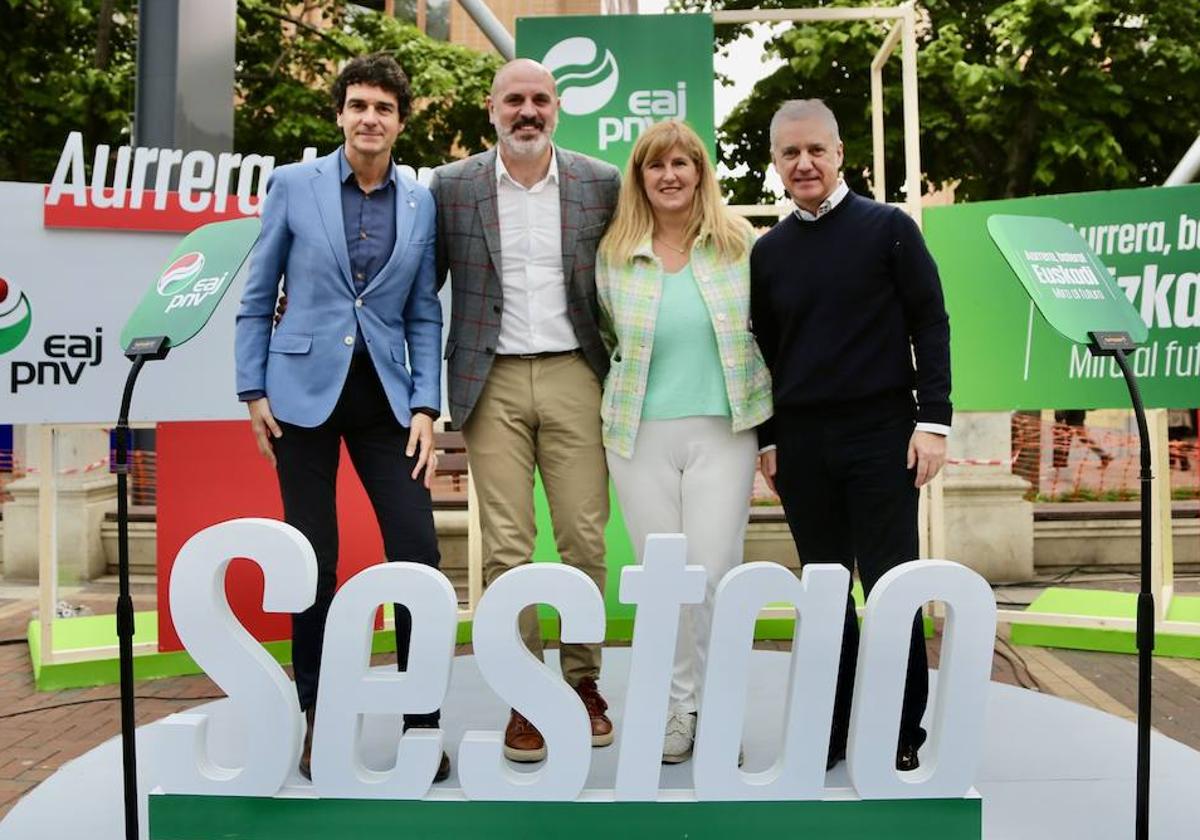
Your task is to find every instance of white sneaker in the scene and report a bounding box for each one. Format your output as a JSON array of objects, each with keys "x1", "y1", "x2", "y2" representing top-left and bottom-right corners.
[{"x1": 662, "y1": 709, "x2": 696, "y2": 764}]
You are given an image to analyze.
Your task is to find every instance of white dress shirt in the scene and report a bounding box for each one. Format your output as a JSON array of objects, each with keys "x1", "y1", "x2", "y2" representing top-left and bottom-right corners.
[
  {"x1": 792, "y1": 178, "x2": 850, "y2": 222},
  {"x1": 494, "y1": 149, "x2": 579, "y2": 354}
]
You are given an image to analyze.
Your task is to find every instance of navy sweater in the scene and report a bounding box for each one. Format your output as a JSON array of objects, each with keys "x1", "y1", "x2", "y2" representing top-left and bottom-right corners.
[{"x1": 749, "y1": 190, "x2": 952, "y2": 446}]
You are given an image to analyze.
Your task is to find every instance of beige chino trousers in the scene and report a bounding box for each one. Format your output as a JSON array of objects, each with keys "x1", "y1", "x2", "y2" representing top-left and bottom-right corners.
[{"x1": 462, "y1": 352, "x2": 609, "y2": 686}]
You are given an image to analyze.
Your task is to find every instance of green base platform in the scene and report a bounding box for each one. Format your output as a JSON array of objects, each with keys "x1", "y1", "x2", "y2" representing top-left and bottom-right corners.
[
  {"x1": 1011, "y1": 587, "x2": 1200, "y2": 658},
  {"x1": 28, "y1": 583, "x2": 931, "y2": 691},
  {"x1": 148, "y1": 794, "x2": 981, "y2": 840}
]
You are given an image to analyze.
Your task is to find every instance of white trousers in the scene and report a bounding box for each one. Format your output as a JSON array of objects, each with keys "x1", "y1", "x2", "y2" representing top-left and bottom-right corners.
[{"x1": 606, "y1": 417, "x2": 759, "y2": 713}]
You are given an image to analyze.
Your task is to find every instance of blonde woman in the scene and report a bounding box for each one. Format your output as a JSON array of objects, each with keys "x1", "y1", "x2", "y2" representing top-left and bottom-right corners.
[{"x1": 597, "y1": 120, "x2": 772, "y2": 763}]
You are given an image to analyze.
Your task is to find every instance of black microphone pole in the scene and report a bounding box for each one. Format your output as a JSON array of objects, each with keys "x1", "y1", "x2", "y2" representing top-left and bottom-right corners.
[
  {"x1": 115, "y1": 337, "x2": 169, "y2": 840},
  {"x1": 1090, "y1": 333, "x2": 1154, "y2": 840}
]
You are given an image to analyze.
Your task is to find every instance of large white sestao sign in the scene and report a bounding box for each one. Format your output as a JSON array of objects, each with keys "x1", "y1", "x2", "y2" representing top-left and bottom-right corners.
[{"x1": 156, "y1": 520, "x2": 997, "y2": 803}]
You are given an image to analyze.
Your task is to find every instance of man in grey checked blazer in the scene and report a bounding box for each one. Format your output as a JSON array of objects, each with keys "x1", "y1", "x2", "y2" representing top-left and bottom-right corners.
[{"x1": 430, "y1": 59, "x2": 620, "y2": 763}]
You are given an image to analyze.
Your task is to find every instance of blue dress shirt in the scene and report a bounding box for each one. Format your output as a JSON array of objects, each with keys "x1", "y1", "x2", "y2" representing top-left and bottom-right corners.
[{"x1": 339, "y1": 151, "x2": 397, "y2": 353}]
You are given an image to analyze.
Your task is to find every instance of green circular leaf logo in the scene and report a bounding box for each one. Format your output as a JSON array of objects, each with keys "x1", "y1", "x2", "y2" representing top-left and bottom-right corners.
[{"x1": 0, "y1": 276, "x2": 32, "y2": 355}]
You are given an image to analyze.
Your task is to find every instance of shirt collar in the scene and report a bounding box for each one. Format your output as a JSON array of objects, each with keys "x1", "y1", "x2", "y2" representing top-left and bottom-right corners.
[
  {"x1": 338, "y1": 147, "x2": 397, "y2": 190},
  {"x1": 793, "y1": 179, "x2": 848, "y2": 222},
  {"x1": 495, "y1": 146, "x2": 559, "y2": 189}
]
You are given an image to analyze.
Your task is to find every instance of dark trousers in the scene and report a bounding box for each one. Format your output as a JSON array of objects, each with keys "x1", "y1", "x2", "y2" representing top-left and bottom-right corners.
[
  {"x1": 272, "y1": 355, "x2": 441, "y2": 726},
  {"x1": 773, "y1": 400, "x2": 929, "y2": 754}
]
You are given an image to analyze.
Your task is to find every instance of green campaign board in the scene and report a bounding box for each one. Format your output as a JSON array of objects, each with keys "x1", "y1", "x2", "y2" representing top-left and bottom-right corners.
[
  {"x1": 986, "y1": 214, "x2": 1148, "y2": 345},
  {"x1": 515, "y1": 14, "x2": 716, "y2": 171},
  {"x1": 924, "y1": 184, "x2": 1200, "y2": 409},
  {"x1": 120, "y1": 217, "x2": 261, "y2": 352}
]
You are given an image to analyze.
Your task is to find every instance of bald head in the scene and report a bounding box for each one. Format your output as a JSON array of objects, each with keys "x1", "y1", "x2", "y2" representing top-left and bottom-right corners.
[
  {"x1": 488, "y1": 58, "x2": 559, "y2": 161},
  {"x1": 491, "y1": 58, "x2": 557, "y2": 98}
]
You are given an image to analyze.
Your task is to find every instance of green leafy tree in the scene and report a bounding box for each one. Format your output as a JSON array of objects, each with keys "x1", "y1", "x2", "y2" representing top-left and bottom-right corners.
[
  {"x1": 0, "y1": 0, "x2": 137, "y2": 182},
  {"x1": 235, "y1": 0, "x2": 500, "y2": 168},
  {"x1": 675, "y1": 0, "x2": 1200, "y2": 203}
]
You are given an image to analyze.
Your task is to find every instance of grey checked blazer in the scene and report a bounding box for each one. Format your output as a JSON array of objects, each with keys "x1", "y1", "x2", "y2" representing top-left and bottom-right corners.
[{"x1": 430, "y1": 146, "x2": 621, "y2": 426}]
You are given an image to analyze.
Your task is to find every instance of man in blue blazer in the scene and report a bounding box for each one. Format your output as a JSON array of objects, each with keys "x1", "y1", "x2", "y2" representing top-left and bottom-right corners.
[{"x1": 234, "y1": 54, "x2": 446, "y2": 783}]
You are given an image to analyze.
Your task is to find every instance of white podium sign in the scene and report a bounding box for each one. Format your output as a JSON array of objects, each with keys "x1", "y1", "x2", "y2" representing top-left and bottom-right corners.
[{"x1": 158, "y1": 519, "x2": 997, "y2": 803}]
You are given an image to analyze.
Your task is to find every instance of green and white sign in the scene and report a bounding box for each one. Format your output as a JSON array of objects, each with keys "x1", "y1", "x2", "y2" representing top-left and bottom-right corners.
[
  {"x1": 986, "y1": 214, "x2": 1148, "y2": 345},
  {"x1": 925, "y1": 184, "x2": 1200, "y2": 409},
  {"x1": 515, "y1": 14, "x2": 716, "y2": 171},
  {"x1": 120, "y1": 217, "x2": 261, "y2": 353}
]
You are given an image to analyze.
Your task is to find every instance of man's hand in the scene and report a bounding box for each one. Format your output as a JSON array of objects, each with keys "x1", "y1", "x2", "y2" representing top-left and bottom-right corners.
[
  {"x1": 907, "y1": 430, "x2": 947, "y2": 488},
  {"x1": 274, "y1": 293, "x2": 288, "y2": 326},
  {"x1": 248, "y1": 397, "x2": 282, "y2": 467},
  {"x1": 407, "y1": 413, "x2": 438, "y2": 489},
  {"x1": 758, "y1": 448, "x2": 778, "y2": 494}
]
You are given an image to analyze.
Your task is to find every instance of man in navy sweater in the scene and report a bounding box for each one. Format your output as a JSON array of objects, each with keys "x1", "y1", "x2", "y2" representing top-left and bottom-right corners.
[{"x1": 750, "y1": 99, "x2": 951, "y2": 773}]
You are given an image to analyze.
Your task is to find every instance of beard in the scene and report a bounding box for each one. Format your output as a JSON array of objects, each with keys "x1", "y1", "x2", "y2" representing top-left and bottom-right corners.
[{"x1": 495, "y1": 117, "x2": 554, "y2": 158}]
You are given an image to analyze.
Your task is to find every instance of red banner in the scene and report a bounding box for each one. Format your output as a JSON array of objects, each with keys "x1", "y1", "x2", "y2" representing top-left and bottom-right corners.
[{"x1": 43, "y1": 187, "x2": 258, "y2": 233}]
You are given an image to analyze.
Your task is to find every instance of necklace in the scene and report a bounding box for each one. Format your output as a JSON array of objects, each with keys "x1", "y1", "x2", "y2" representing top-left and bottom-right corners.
[{"x1": 654, "y1": 235, "x2": 689, "y2": 255}]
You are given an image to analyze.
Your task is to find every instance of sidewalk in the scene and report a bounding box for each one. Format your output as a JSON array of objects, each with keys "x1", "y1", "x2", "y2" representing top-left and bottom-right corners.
[{"x1": 3, "y1": 577, "x2": 1200, "y2": 818}]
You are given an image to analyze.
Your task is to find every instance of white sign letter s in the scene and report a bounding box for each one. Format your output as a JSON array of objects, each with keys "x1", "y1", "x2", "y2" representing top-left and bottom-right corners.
[
  {"x1": 156, "y1": 518, "x2": 317, "y2": 796},
  {"x1": 458, "y1": 564, "x2": 605, "y2": 801}
]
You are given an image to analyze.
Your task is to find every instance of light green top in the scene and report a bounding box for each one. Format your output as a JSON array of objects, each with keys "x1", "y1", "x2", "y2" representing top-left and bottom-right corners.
[
  {"x1": 596, "y1": 234, "x2": 773, "y2": 459},
  {"x1": 642, "y1": 263, "x2": 731, "y2": 420}
]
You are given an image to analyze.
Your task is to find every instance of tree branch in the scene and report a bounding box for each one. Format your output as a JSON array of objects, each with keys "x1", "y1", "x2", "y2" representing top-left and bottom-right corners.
[{"x1": 241, "y1": 0, "x2": 355, "y2": 56}]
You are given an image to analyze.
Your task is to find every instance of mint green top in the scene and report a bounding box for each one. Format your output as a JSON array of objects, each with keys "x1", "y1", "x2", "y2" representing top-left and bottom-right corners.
[{"x1": 642, "y1": 263, "x2": 731, "y2": 420}]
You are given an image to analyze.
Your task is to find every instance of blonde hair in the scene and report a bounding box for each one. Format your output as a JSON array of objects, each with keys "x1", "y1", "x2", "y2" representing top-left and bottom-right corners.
[{"x1": 600, "y1": 120, "x2": 751, "y2": 265}]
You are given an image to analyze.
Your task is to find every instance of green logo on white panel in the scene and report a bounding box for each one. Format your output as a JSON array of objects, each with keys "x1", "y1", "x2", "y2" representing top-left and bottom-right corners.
[
  {"x1": 0, "y1": 276, "x2": 33, "y2": 355},
  {"x1": 543, "y1": 37, "x2": 620, "y2": 116}
]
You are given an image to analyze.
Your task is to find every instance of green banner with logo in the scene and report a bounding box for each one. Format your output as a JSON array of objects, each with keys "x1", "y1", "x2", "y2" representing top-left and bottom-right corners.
[
  {"x1": 120, "y1": 217, "x2": 261, "y2": 352},
  {"x1": 925, "y1": 184, "x2": 1200, "y2": 409},
  {"x1": 515, "y1": 14, "x2": 716, "y2": 171}
]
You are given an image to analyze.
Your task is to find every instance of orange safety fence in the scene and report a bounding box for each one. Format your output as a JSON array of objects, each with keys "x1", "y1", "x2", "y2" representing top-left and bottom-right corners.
[
  {"x1": 747, "y1": 416, "x2": 1200, "y2": 506},
  {"x1": 1009, "y1": 414, "x2": 1200, "y2": 501},
  {"x1": 0, "y1": 444, "x2": 157, "y2": 507},
  {"x1": 4, "y1": 424, "x2": 1197, "y2": 511},
  {"x1": 0, "y1": 448, "x2": 13, "y2": 503}
]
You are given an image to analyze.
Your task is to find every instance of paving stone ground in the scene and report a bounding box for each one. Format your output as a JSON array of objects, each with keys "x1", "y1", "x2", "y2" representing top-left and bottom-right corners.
[{"x1": 2, "y1": 576, "x2": 1200, "y2": 819}]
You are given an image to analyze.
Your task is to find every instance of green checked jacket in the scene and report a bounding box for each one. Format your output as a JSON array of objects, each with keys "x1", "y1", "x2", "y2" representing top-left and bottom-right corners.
[{"x1": 596, "y1": 234, "x2": 773, "y2": 459}]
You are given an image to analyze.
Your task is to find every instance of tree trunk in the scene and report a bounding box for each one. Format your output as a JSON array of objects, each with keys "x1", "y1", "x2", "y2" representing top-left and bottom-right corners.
[{"x1": 95, "y1": 0, "x2": 115, "y2": 69}]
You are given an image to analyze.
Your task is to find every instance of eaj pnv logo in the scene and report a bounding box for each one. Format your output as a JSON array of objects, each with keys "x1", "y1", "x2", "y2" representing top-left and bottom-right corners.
[
  {"x1": 518, "y1": 15, "x2": 714, "y2": 167},
  {"x1": 154, "y1": 251, "x2": 228, "y2": 314},
  {"x1": 542, "y1": 37, "x2": 620, "y2": 116},
  {"x1": 0, "y1": 276, "x2": 33, "y2": 355},
  {"x1": 158, "y1": 252, "x2": 207, "y2": 296}
]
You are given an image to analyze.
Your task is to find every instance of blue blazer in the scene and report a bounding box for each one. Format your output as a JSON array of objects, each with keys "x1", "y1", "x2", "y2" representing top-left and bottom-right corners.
[{"x1": 234, "y1": 149, "x2": 442, "y2": 428}]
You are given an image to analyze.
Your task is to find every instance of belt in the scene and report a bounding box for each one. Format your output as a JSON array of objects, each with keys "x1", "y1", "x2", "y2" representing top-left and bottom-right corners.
[{"x1": 496, "y1": 349, "x2": 579, "y2": 360}]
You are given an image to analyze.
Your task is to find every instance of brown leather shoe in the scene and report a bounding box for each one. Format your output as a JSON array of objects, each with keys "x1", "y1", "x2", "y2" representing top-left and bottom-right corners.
[
  {"x1": 503, "y1": 710, "x2": 547, "y2": 762},
  {"x1": 574, "y1": 677, "x2": 614, "y2": 747},
  {"x1": 299, "y1": 707, "x2": 315, "y2": 781}
]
